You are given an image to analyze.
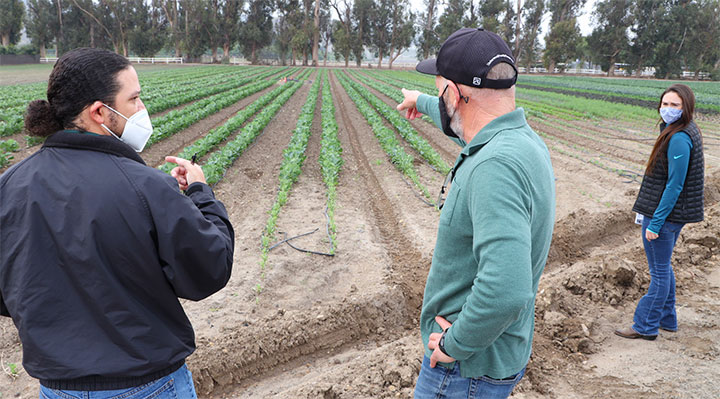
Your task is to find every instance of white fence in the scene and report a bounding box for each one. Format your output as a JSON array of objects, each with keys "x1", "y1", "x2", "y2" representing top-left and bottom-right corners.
[
  {"x1": 126, "y1": 57, "x2": 183, "y2": 64},
  {"x1": 40, "y1": 56, "x2": 183, "y2": 64}
]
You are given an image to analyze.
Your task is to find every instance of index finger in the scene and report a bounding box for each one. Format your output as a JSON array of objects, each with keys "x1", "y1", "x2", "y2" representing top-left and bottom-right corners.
[
  {"x1": 165, "y1": 156, "x2": 192, "y2": 168},
  {"x1": 435, "y1": 316, "x2": 452, "y2": 331}
]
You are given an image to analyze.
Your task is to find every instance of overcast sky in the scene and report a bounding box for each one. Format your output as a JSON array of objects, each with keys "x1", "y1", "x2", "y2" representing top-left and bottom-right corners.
[{"x1": 407, "y1": 0, "x2": 598, "y2": 36}]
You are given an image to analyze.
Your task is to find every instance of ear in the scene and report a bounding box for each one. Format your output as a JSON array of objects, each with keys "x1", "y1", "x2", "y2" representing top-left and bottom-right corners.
[
  {"x1": 87, "y1": 101, "x2": 108, "y2": 125},
  {"x1": 447, "y1": 82, "x2": 461, "y2": 108}
]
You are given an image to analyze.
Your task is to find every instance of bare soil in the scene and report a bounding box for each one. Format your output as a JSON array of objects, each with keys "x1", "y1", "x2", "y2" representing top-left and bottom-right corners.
[{"x1": 2, "y1": 68, "x2": 720, "y2": 398}]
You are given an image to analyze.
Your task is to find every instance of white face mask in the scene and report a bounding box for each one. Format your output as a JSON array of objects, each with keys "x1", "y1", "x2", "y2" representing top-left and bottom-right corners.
[{"x1": 100, "y1": 103, "x2": 153, "y2": 152}]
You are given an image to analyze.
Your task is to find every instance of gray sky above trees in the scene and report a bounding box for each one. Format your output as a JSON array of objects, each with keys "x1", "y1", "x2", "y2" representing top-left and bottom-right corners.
[{"x1": 408, "y1": 0, "x2": 597, "y2": 36}]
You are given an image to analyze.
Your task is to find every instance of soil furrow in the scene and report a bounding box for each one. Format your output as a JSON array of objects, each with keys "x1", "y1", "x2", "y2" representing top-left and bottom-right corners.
[{"x1": 329, "y1": 70, "x2": 431, "y2": 319}]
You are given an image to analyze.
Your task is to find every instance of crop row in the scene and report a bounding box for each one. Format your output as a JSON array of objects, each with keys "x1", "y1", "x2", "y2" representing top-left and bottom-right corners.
[
  {"x1": 145, "y1": 67, "x2": 283, "y2": 115},
  {"x1": 335, "y1": 70, "x2": 432, "y2": 201},
  {"x1": 518, "y1": 75, "x2": 720, "y2": 111},
  {"x1": 318, "y1": 71, "x2": 343, "y2": 255},
  {"x1": 259, "y1": 71, "x2": 323, "y2": 270},
  {"x1": 147, "y1": 67, "x2": 294, "y2": 147},
  {"x1": 0, "y1": 139, "x2": 19, "y2": 169},
  {"x1": 201, "y1": 68, "x2": 313, "y2": 185},
  {"x1": 158, "y1": 70, "x2": 301, "y2": 174},
  {"x1": 0, "y1": 66, "x2": 273, "y2": 138},
  {"x1": 143, "y1": 68, "x2": 262, "y2": 109},
  {"x1": 346, "y1": 70, "x2": 450, "y2": 175},
  {"x1": 0, "y1": 66, "x2": 245, "y2": 111}
]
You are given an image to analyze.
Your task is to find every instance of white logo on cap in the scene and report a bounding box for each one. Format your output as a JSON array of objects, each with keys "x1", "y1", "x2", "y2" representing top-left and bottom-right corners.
[
  {"x1": 486, "y1": 54, "x2": 514, "y2": 66},
  {"x1": 473, "y1": 77, "x2": 482, "y2": 86}
]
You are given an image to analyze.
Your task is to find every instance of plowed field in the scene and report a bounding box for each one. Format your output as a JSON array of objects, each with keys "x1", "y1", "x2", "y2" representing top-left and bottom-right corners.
[{"x1": 2, "y1": 66, "x2": 719, "y2": 398}]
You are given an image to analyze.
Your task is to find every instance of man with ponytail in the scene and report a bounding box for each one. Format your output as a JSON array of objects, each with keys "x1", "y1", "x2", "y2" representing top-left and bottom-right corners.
[
  {"x1": 616, "y1": 84, "x2": 704, "y2": 341},
  {"x1": 0, "y1": 48, "x2": 234, "y2": 398}
]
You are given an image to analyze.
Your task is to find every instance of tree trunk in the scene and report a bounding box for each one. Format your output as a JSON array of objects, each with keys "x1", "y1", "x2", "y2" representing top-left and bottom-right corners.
[
  {"x1": 56, "y1": 0, "x2": 64, "y2": 53},
  {"x1": 251, "y1": 42, "x2": 257, "y2": 64},
  {"x1": 423, "y1": 0, "x2": 435, "y2": 59},
  {"x1": 185, "y1": 7, "x2": 189, "y2": 58},
  {"x1": 303, "y1": 50, "x2": 308, "y2": 66},
  {"x1": 1, "y1": 34, "x2": 9, "y2": 47},
  {"x1": 40, "y1": 44, "x2": 46, "y2": 58},
  {"x1": 514, "y1": 0, "x2": 522, "y2": 59},
  {"x1": 223, "y1": 42, "x2": 230, "y2": 58},
  {"x1": 548, "y1": 61, "x2": 556, "y2": 73},
  {"x1": 324, "y1": 41, "x2": 329, "y2": 66},
  {"x1": 377, "y1": 50, "x2": 383, "y2": 69},
  {"x1": 608, "y1": 56, "x2": 616, "y2": 76},
  {"x1": 90, "y1": 23, "x2": 95, "y2": 47},
  {"x1": 312, "y1": 0, "x2": 320, "y2": 66}
]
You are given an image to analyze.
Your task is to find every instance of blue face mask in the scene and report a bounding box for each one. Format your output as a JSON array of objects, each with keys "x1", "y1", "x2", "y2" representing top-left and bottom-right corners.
[{"x1": 660, "y1": 107, "x2": 682, "y2": 124}]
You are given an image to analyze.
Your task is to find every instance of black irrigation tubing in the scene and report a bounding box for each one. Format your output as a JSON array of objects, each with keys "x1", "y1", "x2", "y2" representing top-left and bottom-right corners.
[
  {"x1": 400, "y1": 175, "x2": 436, "y2": 207},
  {"x1": 269, "y1": 229, "x2": 335, "y2": 257}
]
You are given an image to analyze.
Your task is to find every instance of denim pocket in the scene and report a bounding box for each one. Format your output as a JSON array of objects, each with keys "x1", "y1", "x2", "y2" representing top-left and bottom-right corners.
[
  {"x1": 476, "y1": 373, "x2": 521, "y2": 386},
  {"x1": 110, "y1": 379, "x2": 175, "y2": 399}
]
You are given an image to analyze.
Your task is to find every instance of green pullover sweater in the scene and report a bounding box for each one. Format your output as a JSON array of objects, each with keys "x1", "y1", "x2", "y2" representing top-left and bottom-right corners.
[{"x1": 417, "y1": 94, "x2": 556, "y2": 379}]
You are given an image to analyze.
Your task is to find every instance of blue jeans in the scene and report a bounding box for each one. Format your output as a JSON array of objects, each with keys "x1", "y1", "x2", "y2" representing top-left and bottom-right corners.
[
  {"x1": 39, "y1": 364, "x2": 197, "y2": 399},
  {"x1": 414, "y1": 356, "x2": 525, "y2": 399},
  {"x1": 633, "y1": 217, "x2": 685, "y2": 336}
]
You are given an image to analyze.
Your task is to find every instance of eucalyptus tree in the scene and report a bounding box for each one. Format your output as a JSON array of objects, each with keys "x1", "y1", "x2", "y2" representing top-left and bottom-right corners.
[
  {"x1": 157, "y1": 0, "x2": 183, "y2": 57},
  {"x1": 517, "y1": 0, "x2": 544, "y2": 69},
  {"x1": 436, "y1": 0, "x2": 465, "y2": 43},
  {"x1": 416, "y1": 0, "x2": 439, "y2": 60},
  {"x1": 476, "y1": 0, "x2": 504, "y2": 32},
  {"x1": 240, "y1": 0, "x2": 273, "y2": 64},
  {"x1": 497, "y1": 0, "x2": 516, "y2": 51},
  {"x1": 587, "y1": 0, "x2": 633, "y2": 76},
  {"x1": 544, "y1": 0, "x2": 586, "y2": 72},
  {"x1": 25, "y1": 0, "x2": 56, "y2": 56},
  {"x1": 683, "y1": 0, "x2": 720, "y2": 78},
  {"x1": 369, "y1": 0, "x2": 391, "y2": 68},
  {"x1": 128, "y1": 0, "x2": 167, "y2": 57},
  {"x1": 387, "y1": 0, "x2": 416, "y2": 69},
  {"x1": 351, "y1": 0, "x2": 373, "y2": 66},
  {"x1": 69, "y1": 0, "x2": 132, "y2": 55},
  {"x1": 0, "y1": 0, "x2": 24, "y2": 47},
  {"x1": 274, "y1": 0, "x2": 300, "y2": 65},
  {"x1": 628, "y1": 0, "x2": 663, "y2": 76},
  {"x1": 218, "y1": 0, "x2": 243, "y2": 61},
  {"x1": 330, "y1": 0, "x2": 352, "y2": 66}
]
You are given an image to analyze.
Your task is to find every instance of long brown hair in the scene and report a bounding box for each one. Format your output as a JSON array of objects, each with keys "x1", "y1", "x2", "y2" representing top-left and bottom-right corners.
[{"x1": 645, "y1": 84, "x2": 697, "y2": 175}]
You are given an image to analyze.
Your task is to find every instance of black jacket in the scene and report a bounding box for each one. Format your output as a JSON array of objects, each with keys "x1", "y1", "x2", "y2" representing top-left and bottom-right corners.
[
  {"x1": 0, "y1": 131, "x2": 234, "y2": 390},
  {"x1": 632, "y1": 121, "x2": 704, "y2": 223}
]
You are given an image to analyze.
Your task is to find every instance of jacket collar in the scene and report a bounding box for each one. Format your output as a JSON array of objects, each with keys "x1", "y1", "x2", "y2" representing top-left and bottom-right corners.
[
  {"x1": 460, "y1": 108, "x2": 528, "y2": 157},
  {"x1": 42, "y1": 130, "x2": 146, "y2": 165},
  {"x1": 450, "y1": 108, "x2": 527, "y2": 178}
]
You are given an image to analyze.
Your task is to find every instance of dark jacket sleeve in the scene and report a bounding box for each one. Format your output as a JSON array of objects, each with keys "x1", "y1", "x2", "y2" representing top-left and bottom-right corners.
[
  {"x1": 143, "y1": 176, "x2": 234, "y2": 301},
  {"x1": 0, "y1": 292, "x2": 9, "y2": 317}
]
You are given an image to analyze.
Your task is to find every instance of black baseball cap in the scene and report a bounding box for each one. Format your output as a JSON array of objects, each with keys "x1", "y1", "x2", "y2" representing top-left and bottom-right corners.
[{"x1": 416, "y1": 28, "x2": 517, "y2": 89}]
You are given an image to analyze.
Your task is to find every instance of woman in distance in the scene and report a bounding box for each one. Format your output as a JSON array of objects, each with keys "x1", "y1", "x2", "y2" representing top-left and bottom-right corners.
[{"x1": 616, "y1": 84, "x2": 704, "y2": 341}]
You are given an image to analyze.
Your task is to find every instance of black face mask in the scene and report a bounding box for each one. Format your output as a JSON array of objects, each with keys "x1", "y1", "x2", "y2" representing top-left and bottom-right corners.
[
  {"x1": 439, "y1": 94, "x2": 458, "y2": 139},
  {"x1": 438, "y1": 84, "x2": 467, "y2": 141}
]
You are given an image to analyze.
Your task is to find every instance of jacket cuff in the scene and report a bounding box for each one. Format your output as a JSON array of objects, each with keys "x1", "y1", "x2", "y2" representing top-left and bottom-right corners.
[
  {"x1": 185, "y1": 182, "x2": 214, "y2": 198},
  {"x1": 442, "y1": 327, "x2": 474, "y2": 361},
  {"x1": 416, "y1": 94, "x2": 434, "y2": 115}
]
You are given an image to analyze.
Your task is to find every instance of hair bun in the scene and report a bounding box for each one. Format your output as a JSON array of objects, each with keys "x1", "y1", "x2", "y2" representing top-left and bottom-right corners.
[{"x1": 25, "y1": 100, "x2": 63, "y2": 137}]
